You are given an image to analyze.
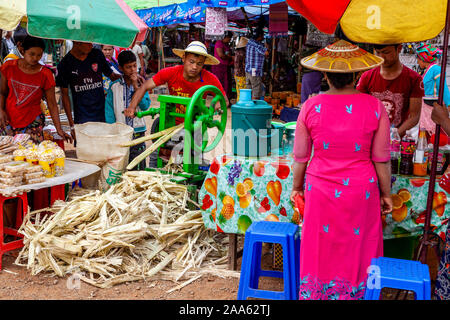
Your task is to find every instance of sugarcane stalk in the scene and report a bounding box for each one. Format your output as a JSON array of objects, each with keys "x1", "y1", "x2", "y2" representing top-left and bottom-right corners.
[
  {"x1": 120, "y1": 123, "x2": 184, "y2": 147},
  {"x1": 126, "y1": 126, "x2": 183, "y2": 170}
]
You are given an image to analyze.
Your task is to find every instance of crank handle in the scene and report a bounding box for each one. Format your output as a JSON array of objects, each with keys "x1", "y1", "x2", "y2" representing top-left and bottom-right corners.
[{"x1": 135, "y1": 108, "x2": 160, "y2": 119}]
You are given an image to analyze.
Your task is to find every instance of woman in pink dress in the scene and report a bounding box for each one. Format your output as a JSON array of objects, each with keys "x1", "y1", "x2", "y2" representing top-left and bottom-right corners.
[{"x1": 290, "y1": 41, "x2": 393, "y2": 300}]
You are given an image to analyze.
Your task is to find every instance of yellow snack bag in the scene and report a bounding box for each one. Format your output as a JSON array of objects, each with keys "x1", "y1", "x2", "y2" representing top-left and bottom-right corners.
[
  {"x1": 26, "y1": 147, "x2": 39, "y2": 165},
  {"x1": 54, "y1": 147, "x2": 65, "y2": 177},
  {"x1": 13, "y1": 146, "x2": 27, "y2": 162},
  {"x1": 38, "y1": 149, "x2": 56, "y2": 178}
]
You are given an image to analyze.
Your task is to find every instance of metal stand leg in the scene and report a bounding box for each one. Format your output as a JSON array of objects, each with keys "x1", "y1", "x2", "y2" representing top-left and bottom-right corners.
[{"x1": 228, "y1": 233, "x2": 238, "y2": 271}]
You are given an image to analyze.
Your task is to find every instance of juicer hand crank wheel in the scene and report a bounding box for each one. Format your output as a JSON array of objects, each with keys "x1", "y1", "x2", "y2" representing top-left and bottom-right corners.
[{"x1": 184, "y1": 85, "x2": 227, "y2": 153}]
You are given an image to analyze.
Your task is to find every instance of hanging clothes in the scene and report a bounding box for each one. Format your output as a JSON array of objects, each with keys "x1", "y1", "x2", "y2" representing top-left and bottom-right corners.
[
  {"x1": 269, "y1": 2, "x2": 289, "y2": 36},
  {"x1": 205, "y1": 7, "x2": 227, "y2": 40}
]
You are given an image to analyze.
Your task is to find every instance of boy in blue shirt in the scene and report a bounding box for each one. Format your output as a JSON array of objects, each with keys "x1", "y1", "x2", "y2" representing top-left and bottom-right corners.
[{"x1": 105, "y1": 50, "x2": 151, "y2": 170}]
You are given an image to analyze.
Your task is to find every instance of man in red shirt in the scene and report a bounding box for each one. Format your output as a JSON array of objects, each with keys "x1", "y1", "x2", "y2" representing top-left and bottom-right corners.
[
  {"x1": 126, "y1": 41, "x2": 228, "y2": 119},
  {"x1": 357, "y1": 44, "x2": 424, "y2": 137},
  {"x1": 126, "y1": 41, "x2": 229, "y2": 167}
]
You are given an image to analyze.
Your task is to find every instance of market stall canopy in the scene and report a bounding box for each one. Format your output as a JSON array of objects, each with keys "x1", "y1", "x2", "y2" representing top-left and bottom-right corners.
[
  {"x1": 125, "y1": 0, "x2": 186, "y2": 10},
  {"x1": 286, "y1": 0, "x2": 447, "y2": 44},
  {"x1": 0, "y1": 0, "x2": 148, "y2": 48},
  {"x1": 128, "y1": 0, "x2": 289, "y2": 27}
]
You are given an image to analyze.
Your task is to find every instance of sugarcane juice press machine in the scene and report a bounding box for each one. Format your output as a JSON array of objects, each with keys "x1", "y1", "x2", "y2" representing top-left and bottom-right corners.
[{"x1": 135, "y1": 85, "x2": 227, "y2": 186}]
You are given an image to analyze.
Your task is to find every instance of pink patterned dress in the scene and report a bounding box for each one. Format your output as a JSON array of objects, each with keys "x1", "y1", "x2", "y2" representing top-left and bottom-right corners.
[{"x1": 293, "y1": 93, "x2": 390, "y2": 300}]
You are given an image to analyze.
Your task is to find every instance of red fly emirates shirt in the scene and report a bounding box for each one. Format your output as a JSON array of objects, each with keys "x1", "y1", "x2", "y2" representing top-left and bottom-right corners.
[
  {"x1": 152, "y1": 65, "x2": 226, "y2": 125},
  {"x1": 357, "y1": 65, "x2": 424, "y2": 127},
  {"x1": 0, "y1": 59, "x2": 55, "y2": 128}
]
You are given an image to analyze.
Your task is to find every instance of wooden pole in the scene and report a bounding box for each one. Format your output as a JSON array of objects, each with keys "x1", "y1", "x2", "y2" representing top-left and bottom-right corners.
[
  {"x1": 298, "y1": 34, "x2": 303, "y2": 84},
  {"x1": 417, "y1": 0, "x2": 450, "y2": 264},
  {"x1": 161, "y1": 28, "x2": 166, "y2": 69},
  {"x1": 270, "y1": 37, "x2": 276, "y2": 94},
  {"x1": 240, "y1": 7, "x2": 253, "y2": 37},
  {"x1": 157, "y1": 27, "x2": 166, "y2": 71}
]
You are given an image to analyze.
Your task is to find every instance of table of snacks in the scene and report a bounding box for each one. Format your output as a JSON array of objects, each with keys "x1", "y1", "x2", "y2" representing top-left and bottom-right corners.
[
  {"x1": 199, "y1": 154, "x2": 450, "y2": 268},
  {"x1": 0, "y1": 159, "x2": 100, "y2": 197}
]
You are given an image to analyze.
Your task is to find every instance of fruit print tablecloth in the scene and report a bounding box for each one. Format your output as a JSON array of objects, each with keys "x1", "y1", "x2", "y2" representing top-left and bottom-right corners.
[
  {"x1": 199, "y1": 154, "x2": 299, "y2": 234},
  {"x1": 386, "y1": 175, "x2": 449, "y2": 241},
  {"x1": 199, "y1": 154, "x2": 450, "y2": 240}
]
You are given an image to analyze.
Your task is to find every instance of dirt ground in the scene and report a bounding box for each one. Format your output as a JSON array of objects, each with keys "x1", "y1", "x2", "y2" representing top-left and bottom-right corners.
[
  {"x1": 0, "y1": 241, "x2": 285, "y2": 300},
  {"x1": 0, "y1": 238, "x2": 440, "y2": 300}
]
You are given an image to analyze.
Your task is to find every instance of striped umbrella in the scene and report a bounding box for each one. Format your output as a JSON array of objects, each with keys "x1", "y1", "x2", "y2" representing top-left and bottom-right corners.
[{"x1": 0, "y1": 0, "x2": 148, "y2": 48}]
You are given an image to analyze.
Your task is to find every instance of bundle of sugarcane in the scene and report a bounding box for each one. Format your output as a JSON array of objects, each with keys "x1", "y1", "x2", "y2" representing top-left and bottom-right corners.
[
  {"x1": 15, "y1": 171, "x2": 237, "y2": 289},
  {"x1": 124, "y1": 124, "x2": 184, "y2": 170}
]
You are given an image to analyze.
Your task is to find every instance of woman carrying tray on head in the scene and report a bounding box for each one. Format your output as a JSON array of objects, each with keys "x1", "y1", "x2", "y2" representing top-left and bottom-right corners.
[{"x1": 290, "y1": 40, "x2": 393, "y2": 300}]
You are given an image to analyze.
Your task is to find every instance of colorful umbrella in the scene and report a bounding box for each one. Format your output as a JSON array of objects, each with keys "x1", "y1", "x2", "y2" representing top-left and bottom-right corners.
[
  {"x1": 288, "y1": 0, "x2": 450, "y2": 264},
  {"x1": 286, "y1": 0, "x2": 447, "y2": 44},
  {"x1": 0, "y1": 0, "x2": 148, "y2": 48}
]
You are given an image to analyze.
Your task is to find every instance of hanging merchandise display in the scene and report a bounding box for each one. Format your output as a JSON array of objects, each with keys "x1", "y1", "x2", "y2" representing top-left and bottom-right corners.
[
  {"x1": 305, "y1": 23, "x2": 335, "y2": 48},
  {"x1": 205, "y1": 7, "x2": 227, "y2": 40},
  {"x1": 269, "y1": 1, "x2": 289, "y2": 36}
]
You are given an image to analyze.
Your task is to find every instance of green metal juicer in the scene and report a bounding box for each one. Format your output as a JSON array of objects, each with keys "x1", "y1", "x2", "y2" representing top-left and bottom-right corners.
[{"x1": 135, "y1": 85, "x2": 227, "y2": 183}]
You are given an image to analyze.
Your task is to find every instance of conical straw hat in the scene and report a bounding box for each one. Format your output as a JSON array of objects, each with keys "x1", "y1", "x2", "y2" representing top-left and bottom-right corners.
[
  {"x1": 301, "y1": 40, "x2": 384, "y2": 73},
  {"x1": 236, "y1": 37, "x2": 248, "y2": 49}
]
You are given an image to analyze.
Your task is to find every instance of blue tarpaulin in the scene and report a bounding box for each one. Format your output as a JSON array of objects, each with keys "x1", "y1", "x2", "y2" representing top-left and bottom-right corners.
[
  {"x1": 136, "y1": 2, "x2": 206, "y2": 27},
  {"x1": 136, "y1": 0, "x2": 285, "y2": 27}
]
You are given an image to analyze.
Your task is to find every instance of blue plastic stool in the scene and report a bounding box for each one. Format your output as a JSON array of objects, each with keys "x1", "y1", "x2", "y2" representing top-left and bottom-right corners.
[
  {"x1": 237, "y1": 221, "x2": 300, "y2": 300},
  {"x1": 364, "y1": 257, "x2": 431, "y2": 300}
]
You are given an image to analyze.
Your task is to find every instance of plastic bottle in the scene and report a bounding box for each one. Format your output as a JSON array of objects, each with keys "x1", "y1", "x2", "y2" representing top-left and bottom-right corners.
[
  {"x1": 427, "y1": 144, "x2": 447, "y2": 175},
  {"x1": 413, "y1": 128, "x2": 428, "y2": 176},
  {"x1": 390, "y1": 126, "x2": 401, "y2": 174},
  {"x1": 399, "y1": 130, "x2": 415, "y2": 175}
]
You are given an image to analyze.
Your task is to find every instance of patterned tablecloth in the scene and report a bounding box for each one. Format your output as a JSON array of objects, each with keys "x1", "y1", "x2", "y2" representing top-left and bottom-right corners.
[
  {"x1": 199, "y1": 154, "x2": 450, "y2": 240},
  {"x1": 199, "y1": 154, "x2": 298, "y2": 234},
  {"x1": 387, "y1": 175, "x2": 449, "y2": 240}
]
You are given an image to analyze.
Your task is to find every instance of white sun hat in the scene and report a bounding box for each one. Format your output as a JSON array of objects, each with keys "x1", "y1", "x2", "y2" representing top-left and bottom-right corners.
[{"x1": 173, "y1": 41, "x2": 220, "y2": 65}]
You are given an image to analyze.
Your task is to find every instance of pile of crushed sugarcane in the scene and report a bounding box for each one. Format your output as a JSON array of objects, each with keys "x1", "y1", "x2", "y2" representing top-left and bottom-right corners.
[{"x1": 15, "y1": 171, "x2": 238, "y2": 289}]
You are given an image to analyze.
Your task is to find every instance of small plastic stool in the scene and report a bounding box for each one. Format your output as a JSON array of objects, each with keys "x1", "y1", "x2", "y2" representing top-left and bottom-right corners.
[
  {"x1": 50, "y1": 184, "x2": 66, "y2": 205},
  {"x1": 364, "y1": 257, "x2": 431, "y2": 300},
  {"x1": 32, "y1": 185, "x2": 66, "y2": 211},
  {"x1": 0, "y1": 193, "x2": 28, "y2": 270},
  {"x1": 237, "y1": 221, "x2": 300, "y2": 300}
]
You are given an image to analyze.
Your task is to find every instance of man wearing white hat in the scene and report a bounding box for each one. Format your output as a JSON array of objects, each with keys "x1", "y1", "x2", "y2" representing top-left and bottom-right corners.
[
  {"x1": 126, "y1": 41, "x2": 228, "y2": 121},
  {"x1": 126, "y1": 41, "x2": 229, "y2": 167}
]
